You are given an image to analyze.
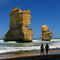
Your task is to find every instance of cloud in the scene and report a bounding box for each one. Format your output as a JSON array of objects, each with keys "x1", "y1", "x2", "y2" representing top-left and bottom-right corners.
[{"x1": 0, "y1": 0, "x2": 10, "y2": 4}]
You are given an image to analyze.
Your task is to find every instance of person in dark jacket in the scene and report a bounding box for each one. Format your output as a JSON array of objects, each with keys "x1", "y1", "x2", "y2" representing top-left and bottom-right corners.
[
  {"x1": 45, "y1": 44, "x2": 49, "y2": 55},
  {"x1": 40, "y1": 44, "x2": 44, "y2": 55}
]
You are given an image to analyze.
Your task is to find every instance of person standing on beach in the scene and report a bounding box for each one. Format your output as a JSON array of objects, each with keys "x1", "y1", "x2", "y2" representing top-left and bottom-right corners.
[
  {"x1": 40, "y1": 44, "x2": 44, "y2": 55},
  {"x1": 45, "y1": 44, "x2": 49, "y2": 55}
]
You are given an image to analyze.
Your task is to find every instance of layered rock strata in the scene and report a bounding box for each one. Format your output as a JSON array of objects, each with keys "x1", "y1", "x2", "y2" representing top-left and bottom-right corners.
[
  {"x1": 41, "y1": 24, "x2": 53, "y2": 41},
  {"x1": 4, "y1": 8, "x2": 33, "y2": 42}
]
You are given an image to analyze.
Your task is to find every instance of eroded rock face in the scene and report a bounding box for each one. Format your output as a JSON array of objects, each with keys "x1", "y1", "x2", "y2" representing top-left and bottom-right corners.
[
  {"x1": 4, "y1": 7, "x2": 33, "y2": 42},
  {"x1": 41, "y1": 24, "x2": 53, "y2": 41}
]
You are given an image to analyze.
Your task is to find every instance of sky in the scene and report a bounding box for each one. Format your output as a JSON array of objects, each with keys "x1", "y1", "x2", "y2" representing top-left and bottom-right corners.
[{"x1": 0, "y1": 0, "x2": 60, "y2": 39}]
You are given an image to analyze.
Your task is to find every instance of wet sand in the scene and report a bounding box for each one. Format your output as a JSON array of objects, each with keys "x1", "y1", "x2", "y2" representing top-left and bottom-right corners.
[
  {"x1": 0, "y1": 50, "x2": 60, "y2": 60},
  {"x1": 3, "y1": 54, "x2": 60, "y2": 60}
]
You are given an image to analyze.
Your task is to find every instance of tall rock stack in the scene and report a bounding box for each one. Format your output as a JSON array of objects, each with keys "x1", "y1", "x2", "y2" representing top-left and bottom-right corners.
[
  {"x1": 4, "y1": 7, "x2": 33, "y2": 42},
  {"x1": 41, "y1": 24, "x2": 53, "y2": 41}
]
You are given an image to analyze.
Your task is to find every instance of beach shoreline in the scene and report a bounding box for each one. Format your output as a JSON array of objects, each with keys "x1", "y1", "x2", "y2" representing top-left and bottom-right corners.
[{"x1": 0, "y1": 50, "x2": 60, "y2": 59}]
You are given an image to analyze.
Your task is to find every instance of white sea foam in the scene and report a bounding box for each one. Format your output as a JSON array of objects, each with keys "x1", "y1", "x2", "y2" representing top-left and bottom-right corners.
[
  {"x1": 50, "y1": 39, "x2": 60, "y2": 41},
  {"x1": 0, "y1": 40, "x2": 4, "y2": 43},
  {"x1": 0, "y1": 39, "x2": 60, "y2": 53},
  {"x1": 0, "y1": 46, "x2": 40, "y2": 53},
  {"x1": 0, "y1": 45, "x2": 60, "y2": 53},
  {"x1": 8, "y1": 41, "x2": 16, "y2": 43}
]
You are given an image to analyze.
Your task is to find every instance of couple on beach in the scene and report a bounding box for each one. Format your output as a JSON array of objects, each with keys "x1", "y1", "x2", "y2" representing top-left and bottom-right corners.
[{"x1": 40, "y1": 44, "x2": 49, "y2": 55}]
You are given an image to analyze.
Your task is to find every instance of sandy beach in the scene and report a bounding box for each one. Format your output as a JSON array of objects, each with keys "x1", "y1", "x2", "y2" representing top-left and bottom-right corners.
[{"x1": 0, "y1": 50, "x2": 60, "y2": 60}]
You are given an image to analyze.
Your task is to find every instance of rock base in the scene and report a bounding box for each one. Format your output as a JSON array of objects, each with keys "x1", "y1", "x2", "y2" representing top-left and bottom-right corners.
[{"x1": 4, "y1": 28, "x2": 33, "y2": 42}]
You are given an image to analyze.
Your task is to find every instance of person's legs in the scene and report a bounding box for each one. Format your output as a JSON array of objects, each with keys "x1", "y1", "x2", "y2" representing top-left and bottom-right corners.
[
  {"x1": 41, "y1": 51, "x2": 43, "y2": 55},
  {"x1": 43, "y1": 51, "x2": 44, "y2": 55},
  {"x1": 46, "y1": 50, "x2": 48, "y2": 55},
  {"x1": 40, "y1": 50, "x2": 42, "y2": 54}
]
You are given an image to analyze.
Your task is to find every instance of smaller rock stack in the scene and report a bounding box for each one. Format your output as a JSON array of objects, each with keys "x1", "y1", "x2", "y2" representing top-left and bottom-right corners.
[{"x1": 41, "y1": 24, "x2": 53, "y2": 41}]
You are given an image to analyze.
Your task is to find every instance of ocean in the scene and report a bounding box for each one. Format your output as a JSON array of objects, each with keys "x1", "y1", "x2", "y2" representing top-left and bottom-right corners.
[{"x1": 0, "y1": 39, "x2": 60, "y2": 54}]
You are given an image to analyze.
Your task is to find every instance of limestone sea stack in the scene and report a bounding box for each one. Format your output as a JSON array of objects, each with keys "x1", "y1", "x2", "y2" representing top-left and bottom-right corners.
[
  {"x1": 4, "y1": 7, "x2": 33, "y2": 42},
  {"x1": 41, "y1": 24, "x2": 53, "y2": 41}
]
